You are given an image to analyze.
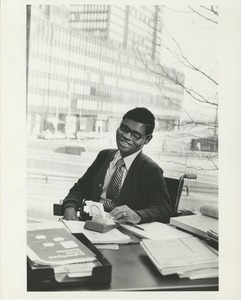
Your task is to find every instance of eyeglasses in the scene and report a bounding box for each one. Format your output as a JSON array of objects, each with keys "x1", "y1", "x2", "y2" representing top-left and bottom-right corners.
[{"x1": 119, "y1": 123, "x2": 147, "y2": 141}]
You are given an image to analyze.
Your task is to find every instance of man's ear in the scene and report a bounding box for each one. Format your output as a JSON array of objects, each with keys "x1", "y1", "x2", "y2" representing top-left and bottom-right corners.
[{"x1": 144, "y1": 135, "x2": 153, "y2": 145}]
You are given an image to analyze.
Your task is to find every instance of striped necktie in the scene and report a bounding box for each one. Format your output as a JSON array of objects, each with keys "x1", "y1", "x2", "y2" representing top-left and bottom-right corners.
[{"x1": 103, "y1": 158, "x2": 125, "y2": 212}]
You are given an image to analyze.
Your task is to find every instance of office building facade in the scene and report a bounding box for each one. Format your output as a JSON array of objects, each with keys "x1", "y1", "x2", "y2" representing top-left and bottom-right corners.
[{"x1": 27, "y1": 5, "x2": 184, "y2": 136}]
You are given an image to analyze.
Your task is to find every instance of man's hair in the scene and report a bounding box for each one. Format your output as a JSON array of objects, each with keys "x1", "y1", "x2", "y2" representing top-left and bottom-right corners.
[{"x1": 122, "y1": 107, "x2": 155, "y2": 135}]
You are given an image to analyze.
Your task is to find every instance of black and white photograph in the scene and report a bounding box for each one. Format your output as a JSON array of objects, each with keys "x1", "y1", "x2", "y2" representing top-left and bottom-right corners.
[{"x1": 1, "y1": 1, "x2": 241, "y2": 299}]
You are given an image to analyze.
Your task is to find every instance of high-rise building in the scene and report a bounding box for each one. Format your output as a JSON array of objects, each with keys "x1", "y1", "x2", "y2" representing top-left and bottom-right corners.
[
  {"x1": 27, "y1": 5, "x2": 184, "y2": 136},
  {"x1": 68, "y1": 5, "x2": 162, "y2": 60}
]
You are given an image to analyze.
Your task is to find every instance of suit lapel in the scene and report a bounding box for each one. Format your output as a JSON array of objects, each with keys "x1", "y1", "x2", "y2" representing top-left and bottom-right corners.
[{"x1": 92, "y1": 150, "x2": 117, "y2": 200}]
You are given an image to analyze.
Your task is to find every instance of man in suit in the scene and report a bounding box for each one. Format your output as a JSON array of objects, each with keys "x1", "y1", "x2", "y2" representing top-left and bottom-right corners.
[{"x1": 63, "y1": 107, "x2": 172, "y2": 224}]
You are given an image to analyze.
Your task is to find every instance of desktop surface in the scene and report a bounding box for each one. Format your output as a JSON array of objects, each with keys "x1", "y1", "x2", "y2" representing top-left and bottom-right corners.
[
  {"x1": 96, "y1": 243, "x2": 218, "y2": 291},
  {"x1": 28, "y1": 242, "x2": 218, "y2": 291}
]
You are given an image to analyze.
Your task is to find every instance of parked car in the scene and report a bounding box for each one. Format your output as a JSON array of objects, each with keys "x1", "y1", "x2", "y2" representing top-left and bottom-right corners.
[
  {"x1": 54, "y1": 145, "x2": 86, "y2": 155},
  {"x1": 76, "y1": 131, "x2": 104, "y2": 141},
  {"x1": 37, "y1": 130, "x2": 66, "y2": 140},
  {"x1": 37, "y1": 130, "x2": 55, "y2": 140},
  {"x1": 65, "y1": 133, "x2": 76, "y2": 139},
  {"x1": 53, "y1": 131, "x2": 66, "y2": 140}
]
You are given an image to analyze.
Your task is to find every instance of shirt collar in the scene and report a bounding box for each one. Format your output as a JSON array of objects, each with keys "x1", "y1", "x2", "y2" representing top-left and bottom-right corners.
[{"x1": 114, "y1": 150, "x2": 142, "y2": 171}]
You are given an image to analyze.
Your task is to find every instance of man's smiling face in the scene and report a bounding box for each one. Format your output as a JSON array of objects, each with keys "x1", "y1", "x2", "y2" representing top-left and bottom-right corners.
[{"x1": 116, "y1": 118, "x2": 152, "y2": 157}]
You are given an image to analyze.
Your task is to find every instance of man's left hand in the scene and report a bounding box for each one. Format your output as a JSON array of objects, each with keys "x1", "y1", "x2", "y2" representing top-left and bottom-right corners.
[{"x1": 109, "y1": 205, "x2": 141, "y2": 224}]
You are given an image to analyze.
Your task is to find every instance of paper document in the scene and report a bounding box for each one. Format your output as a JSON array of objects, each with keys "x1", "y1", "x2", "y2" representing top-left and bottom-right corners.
[
  {"x1": 61, "y1": 220, "x2": 131, "y2": 244},
  {"x1": 178, "y1": 267, "x2": 218, "y2": 279},
  {"x1": 27, "y1": 221, "x2": 64, "y2": 231},
  {"x1": 121, "y1": 222, "x2": 192, "y2": 240},
  {"x1": 54, "y1": 261, "x2": 100, "y2": 280},
  {"x1": 170, "y1": 214, "x2": 218, "y2": 238},
  {"x1": 27, "y1": 220, "x2": 131, "y2": 244},
  {"x1": 141, "y1": 236, "x2": 218, "y2": 275}
]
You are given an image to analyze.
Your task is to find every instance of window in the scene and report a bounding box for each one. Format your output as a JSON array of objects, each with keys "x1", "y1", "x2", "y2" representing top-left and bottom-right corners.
[{"x1": 27, "y1": 4, "x2": 218, "y2": 222}]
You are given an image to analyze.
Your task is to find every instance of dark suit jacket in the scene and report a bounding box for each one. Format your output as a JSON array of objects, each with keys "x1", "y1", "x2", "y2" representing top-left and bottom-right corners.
[{"x1": 63, "y1": 149, "x2": 172, "y2": 223}]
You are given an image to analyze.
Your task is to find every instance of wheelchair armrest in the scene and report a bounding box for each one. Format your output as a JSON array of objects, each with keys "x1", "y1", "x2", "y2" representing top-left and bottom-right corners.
[
  {"x1": 53, "y1": 202, "x2": 92, "y2": 221},
  {"x1": 53, "y1": 203, "x2": 64, "y2": 216}
]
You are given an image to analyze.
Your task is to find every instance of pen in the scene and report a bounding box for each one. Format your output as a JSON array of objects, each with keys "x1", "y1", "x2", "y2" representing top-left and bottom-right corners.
[{"x1": 126, "y1": 222, "x2": 145, "y2": 231}]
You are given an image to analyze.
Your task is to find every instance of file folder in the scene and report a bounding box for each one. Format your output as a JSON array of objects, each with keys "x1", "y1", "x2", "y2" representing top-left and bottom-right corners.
[{"x1": 27, "y1": 233, "x2": 112, "y2": 290}]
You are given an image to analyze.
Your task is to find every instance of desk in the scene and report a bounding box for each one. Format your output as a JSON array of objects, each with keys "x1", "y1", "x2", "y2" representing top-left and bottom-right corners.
[
  {"x1": 28, "y1": 241, "x2": 218, "y2": 291},
  {"x1": 98, "y1": 244, "x2": 218, "y2": 291}
]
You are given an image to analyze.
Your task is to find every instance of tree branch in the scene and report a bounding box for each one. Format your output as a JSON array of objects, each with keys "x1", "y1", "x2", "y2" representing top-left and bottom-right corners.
[
  {"x1": 153, "y1": 24, "x2": 218, "y2": 86},
  {"x1": 200, "y1": 5, "x2": 218, "y2": 16},
  {"x1": 135, "y1": 49, "x2": 218, "y2": 106},
  {"x1": 187, "y1": 5, "x2": 218, "y2": 24}
]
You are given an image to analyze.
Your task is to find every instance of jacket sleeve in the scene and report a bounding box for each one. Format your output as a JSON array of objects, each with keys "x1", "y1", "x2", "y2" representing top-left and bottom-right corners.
[
  {"x1": 62, "y1": 151, "x2": 104, "y2": 212},
  {"x1": 135, "y1": 165, "x2": 173, "y2": 224}
]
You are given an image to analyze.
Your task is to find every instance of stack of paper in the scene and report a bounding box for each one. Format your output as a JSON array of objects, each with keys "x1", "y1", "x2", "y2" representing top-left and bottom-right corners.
[
  {"x1": 27, "y1": 220, "x2": 131, "y2": 245},
  {"x1": 141, "y1": 236, "x2": 218, "y2": 279},
  {"x1": 170, "y1": 203, "x2": 218, "y2": 242},
  {"x1": 27, "y1": 227, "x2": 99, "y2": 281},
  {"x1": 178, "y1": 267, "x2": 219, "y2": 280}
]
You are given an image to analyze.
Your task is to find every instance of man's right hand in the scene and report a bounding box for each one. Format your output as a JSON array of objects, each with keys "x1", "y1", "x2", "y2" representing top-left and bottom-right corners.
[{"x1": 63, "y1": 207, "x2": 79, "y2": 220}]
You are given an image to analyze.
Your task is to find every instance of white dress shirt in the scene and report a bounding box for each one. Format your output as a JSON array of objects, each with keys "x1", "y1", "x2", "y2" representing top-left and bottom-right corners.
[{"x1": 99, "y1": 149, "x2": 142, "y2": 201}]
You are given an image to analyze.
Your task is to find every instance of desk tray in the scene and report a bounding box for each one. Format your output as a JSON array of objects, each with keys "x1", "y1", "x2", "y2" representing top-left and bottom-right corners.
[{"x1": 27, "y1": 233, "x2": 112, "y2": 291}]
